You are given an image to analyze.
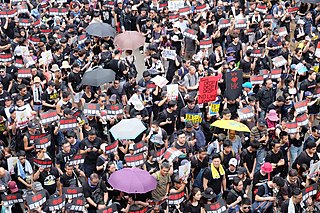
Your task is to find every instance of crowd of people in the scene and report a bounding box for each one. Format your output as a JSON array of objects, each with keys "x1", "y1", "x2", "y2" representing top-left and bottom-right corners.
[{"x1": 0, "y1": 0, "x2": 319, "y2": 212}]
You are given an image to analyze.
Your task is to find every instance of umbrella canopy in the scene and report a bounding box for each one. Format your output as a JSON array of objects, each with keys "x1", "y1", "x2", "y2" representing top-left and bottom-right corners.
[
  {"x1": 114, "y1": 31, "x2": 145, "y2": 50},
  {"x1": 210, "y1": 120, "x2": 251, "y2": 132},
  {"x1": 109, "y1": 118, "x2": 147, "y2": 139},
  {"x1": 108, "y1": 167, "x2": 157, "y2": 193},
  {"x1": 85, "y1": 22, "x2": 116, "y2": 37},
  {"x1": 81, "y1": 67, "x2": 115, "y2": 87},
  {"x1": 301, "y1": 0, "x2": 317, "y2": 3}
]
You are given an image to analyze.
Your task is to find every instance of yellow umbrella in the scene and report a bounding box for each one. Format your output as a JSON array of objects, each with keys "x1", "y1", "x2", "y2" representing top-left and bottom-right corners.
[{"x1": 210, "y1": 120, "x2": 251, "y2": 132}]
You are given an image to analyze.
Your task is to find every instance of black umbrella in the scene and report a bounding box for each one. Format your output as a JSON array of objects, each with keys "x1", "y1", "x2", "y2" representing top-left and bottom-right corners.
[
  {"x1": 85, "y1": 22, "x2": 116, "y2": 37},
  {"x1": 301, "y1": 0, "x2": 317, "y2": 3},
  {"x1": 81, "y1": 67, "x2": 115, "y2": 86}
]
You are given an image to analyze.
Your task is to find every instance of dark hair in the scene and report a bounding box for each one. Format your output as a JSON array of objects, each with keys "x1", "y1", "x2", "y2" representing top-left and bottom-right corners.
[
  {"x1": 223, "y1": 139, "x2": 232, "y2": 147},
  {"x1": 151, "y1": 121, "x2": 159, "y2": 126},
  {"x1": 311, "y1": 126, "x2": 318, "y2": 132},
  {"x1": 176, "y1": 130, "x2": 185, "y2": 137},
  {"x1": 280, "y1": 131, "x2": 288, "y2": 139},
  {"x1": 222, "y1": 108, "x2": 231, "y2": 115},
  {"x1": 189, "y1": 187, "x2": 201, "y2": 202},
  {"x1": 88, "y1": 129, "x2": 97, "y2": 136},
  {"x1": 161, "y1": 161, "x2": 170, "y2": 169},
  {"x1": 15, "y1": 95, "x2": 24, "y2": 102},
  {"x1": 292, "y1": 188, "x2": 302, "y2": 196},
  {"x1": 168, "y1": 100, "x2": 177, "y2": 108},
  {"x1": 306, "y1": 141, "x2": 317, "y2": 149},
  {"x1": 232, "y1": 176, "x2": 242, "y2": 186},
  {"x1": 250, "y1": 140, "x2": 260, "y2": 149},
  {"x1": 212, "y1": 153, "x2": 221, "y2": 160},
  {"x1": 18, "y1": 84, "x2": 26, "y2": 90},
  {"x1": 62, "y1": 91, "x2": 71, "y2": 99},
  {"x1": 241, "y1": 198, "x2": 251, "y2": 206},
  {"x1": 288, "y1": 169, "x2": 298, "y2": 177},
  {"x1": 17, "y1": 150, "x2": 26, "y2": 157},
  {"x1": 89, "y1": 173, "x2": 99, "y2": 180},
  {"x1": 270, "y1": 139, "x2": 280, "y2": 147},
  {"x1": 198, "y1": 147, "x2": 207, "y2": 153},
  {"x1": 273, "y1": 176, "x2": 285, "y2": 187}
]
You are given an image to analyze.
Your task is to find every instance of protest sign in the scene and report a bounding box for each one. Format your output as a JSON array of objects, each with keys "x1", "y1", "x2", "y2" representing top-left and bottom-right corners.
[
  {"x1": 19, "y1": 18, "x2": 33, "y2": 27},
  {"x1": 60, "y1": 118, "x2": 77, "y2": 130},
  {"x1": 0, "y1": 53, "x2": 14, "y2": 62},
  {"x1": 199, "y1": 39, "x2": 212, "y2": 49},
  {"x1": 264, "y1": 14, "x2": 272, "y2": 23},
  {"x1": 255, "y1": 3, "x2": 267, "y2": 13},
  {"x1": 162, "y1": 49, "x2": 177, "y2": 60},
  {"x1": 278, "y1": 27, "x2": 288, "y2": 37},
  {"x1": 225, "y1": 69, "x2": 243, "y2": 100},
  {"x1": 167, "y1": 84, "x2": 179, "y2": 100},
  {"x1": 34, "y1": 135, "x2": 51, "y2": 149},
  {"x1": 33, "y1": 158, "x2": 52, "y2": 169},
  {"x1": 125, "y1": 153, "x2": 145, "y2": 167},
  {"x1": 62, "y1": 187, "x2": 83, "y2": 199},
  {"x1": 250, "y1": 75, "x2": 264, "y2": 85},
  {"x1": 296, "y1": 113, "x2": 308, "y2": 126},
  {"x1": 218, "y1": 19, "x2": 231, "y2": 29},
  {"x1": 151, "y1": 75, "x2": 168, "y2": 88},
  {"x1": 30, "y1": 133, "x2": 47, "y2": 145},
  {"x1": 286, "y1": 122, "x2": 298, "y2": 134},
  {"x1": 83, "y1": 103, "x2": 100, "y2": 116},
  {"x1": 237, "y1": 106, "x2": 254, "y2": 120},
  {"x1": 105, "y1": 104, "x2": 124, "y2": 116},
  {"x1": 209, "y1": 101, "x2": 220, "y2": 116},
  {"x1": 168, "y1": 191, "x2": 185, "y2": 205},
  {"x1": 68, "y1": 154, "x2": 85, "y2": 166},
  {"x1": 48, "y1": 195, "x2": 65, "y2": 211},
  {"x1": 152, "y1": 148, "x2": 165, "y2": 161},
  {"x1": 48, "y1": 8, "x2": 68, "y2": 16},
  {"x1": 2, "y1": 193, "x2": 23, "y2": 207},
  {"x1": 134, "y1": 141, "x2": 148, "y2": 154},
  {"x1": 105, "y1": 141, "x2": 118, "y2": 154},
  {"x1": 0, "y1": 9, "x2": 17, "y2": 18},
  {"x1": 7, "y1": 157, "x2": 18, "y2": 174},
  {"x1": 69, "y1": 198, "x2": 85, "y2": 212},
  {"x1": 97, "y1": 204, "x2": 119, "y2": 213},
  {"x1": 169, "y1": 13, "x2": 179, "y2": 22},
  {"x1": 302, "y1": 184, "x2": 318, "y2": 205},
  {"x1": 309, "y1": 161, "x2": 320, "y2": 177},
  {"x1": 16, "y1": 109, "x2": 29, "y2": 128},
  {"x1": 196, "y1": 4, "x2": 209, "y2": 13},
  {"x1": 164, "y1": 147, "x2": 183, "y2": 162},
  {"x1": 272, "y1": 55, "x2": 287, "y2": 67},
  {"x1": 159, "y1": 2, "x2": 168, "y2": 10},
  {"x1": 235, "y1": 19, "x2": 247, "y2": 29},
  {"x1": 168, "y1": 0, "x2": 184, "y2": 11},
  {"x1": 27, "y1": 191, "x2": 47, "y2": 210},
  {"x1": 288, "y1": 7, "x2": 299, "y2": 13},
  {"x1": 294, "y1": 101, "x2": 308, "y2": 114},
  {"x1": 251, "y1": 48, "x2": 263, "y2": 57},
  {"x1": 296, "y1": 63, "x2": 308, "y2": 74},
  {"x1": 40, "y1": 50, "x2": 53, "y2": 65},
  {"x1": 185, "y1": 113, "x2": 202, "y2": 123},
  {"x1": 271, "y1": 69, "x2": 282, "y2": 79},
  {"x1": 17, "y1": 68, "x2": 32, "y2": 78},
  {"x1": 259, "y1": 69, "x2": 269, "y2": 78},
  {"x1": 179, "y1": 161, "x2": 191, "y2": 181},
  {"x1": 40, "y1": 110, "x2": 59, "y2": 124},
  {"x1": 198, "y1": 76, "x2": 219, "y2": 104},
  {"x1": 204, "y1": 199, "x2": 227, "y2": 213},
  {"x1": 179, "y1": 6, "x2": 191, "y2": 16},
  {"x1": 183, "y1": 29, "x2": 198, "y2": 40}
]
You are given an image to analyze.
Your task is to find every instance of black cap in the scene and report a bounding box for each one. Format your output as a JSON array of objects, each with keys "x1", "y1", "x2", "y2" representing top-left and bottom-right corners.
[
  {"x1": 28, "y1": 122, "x2": 37, "y2": 129},
  {"x1": 237, "y1": 167, "x2": 247, "y2": 174},
  {"x1": 186, "y1": 121, "x2": 193, "y2": 128},
  {"x1": 202, "y1": 187, "x2": 216, "y2": 200},
  {"x1": 257, "y1": 118, "x2": 266, "y2": 127}
]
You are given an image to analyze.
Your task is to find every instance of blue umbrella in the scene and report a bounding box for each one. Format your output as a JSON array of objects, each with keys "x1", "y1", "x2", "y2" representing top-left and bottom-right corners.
[{"x1": 109, "y1": 118, "x2": 147, "y2": 140}]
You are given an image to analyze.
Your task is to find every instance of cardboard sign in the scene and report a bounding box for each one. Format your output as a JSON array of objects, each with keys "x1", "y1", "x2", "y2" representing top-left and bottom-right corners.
[
  {"x1": 69, "y1": 197, "x2": 85, "y2": 212},
  {"x1": 0, "y1": 9, "x2": 17, "y2": 18},
  {"x1": 133, "y1": 141, "x2": 148, "y2": 154},
  {"x1": 78, "y1": 34, "x2": 87, "y2": 45},
  {"x1": 288, "y1": 7, "x2": 299, "y2": 13},
  {"x1": 104, "y1": 1, "x2": 115, "y2": 9},
  {"x1": 286, "y1": 122, "x2": 298, "y2": 134},
  {"x1": 179, "y1": 161, "x2": 191, "y2": 181},
  {"x1": 40, "y1": 28, "x2": 52, "y2": 34},
  {"x1": 198, "y1": 76, "x2": 219, "y2": 104},
  {"x1": 83, "y1": 103, "x2": 100, "y2": 116},
  {"x1": 278, "y1": 27, "x2": 288, "y2": 37},
  {"x1": 40, "y1": 110, "x2": 59, "y2": 124},
  {"x1": 264, "y1": 14, "x2": 272, "y2": 23},
  {"x1": 40, "y1": 50, "x2": 53, "y2": 65},
  {"x1": 105, "y1": 141, "x2": 118, "y2": 154},
  {"x1": 62, "y1": 187, "x2": 83, "y2": 199},
  {"x1": 251, "y1": 48, "x2": 263, "y2": 58},
  {"x1": 159, "y1": 2, "x2": 168, "y2": 10},
  {"x1": 272, "y1": 55, "x2": 287, "y2": 67},
  {"x1": 255, "y1": 3, "x2": 267, "y2": 13},
  {"x1": 209, "y1": 101, "x2": 220, "y2": 116},
  {"x1": 60, "y1": 118, "x2": 77, "y2": 130},
  {"x1": 33, "y1": 158, "x2": 52, "y2": 168},
  {"x1": 1, "y1": 193, "x2": 23, "y2": 207},
  {"x1": 34, "y1": 135, "x2": 51, "y2": 149},
  {"x1": 185, "y1": 113, "x2": 202, "y2": 123},
  {"x1": 125, "y1": 153, "x2": 145, "y2": 167},
  {"x1": 259, "y1": 69, "x2": 269, "y2": 78},
  {"x1": 168, "y1": 191, "x2": 185, "y2": 205},
  {"x1": 162, "y1": 49, "x2": 177, "y2": 60},
  {"x1": 204, "y1": 199, "x2": 227, "y2": 213},
  {"x1": 237, "y1": 106, "x2": 254, "y2": 120},
  {"x1": 196, "y1": 4, "x2": 209, "y2": 13},
  {"x1": 296, "y1": 113, "x2": 308, "y2": 126},
  {"x1": 17, "y1": 68, "x2": 32, "y2": 78},
  {"x1": 235, "y1": 19, "x2": 247, "y2": 29},
  {"x1": 183, "y1": 28, "x2": 198, "y2": 40},
  {"x1": 169, "y1": 13, "x2": 179, "y2": 22},
  {"x1": 16, "y1": 109, "x2": 29, "y2": 128},
  {"x1": 68, "y1": 154, "x2": 85, "y2": 166},
  {"x1": 168, "y1": 0, "x2": 184, "y2": 11},
  {"x1": 179, "y1": 6, "x2": 191, "y2": 16},
  {"x1": 225, "y1": 69, "x2": 243, "y2": 100},
  {"x1": 294, "y1": 101, "x2": 308, "y2": 114},
  {"x1": 199, "y1": 39, "x2": 212, "y2": 49},
  {"x1": 17, "y1": 4, "x2": 28, "y2": 13},
  {"x1": 167, "y1": 84, "x2": 179, "y2": 100},
  {"x1": 15, "y1": 58, "x2": 24, "y2": 68},
  {"x1": 151, "y1": 75, "x2": 168, "y2": 88},
  {"x1": 0, "y1": 53, "x2": 14, "y2": 62},
  {"x1": 250, "y1": 75, "x2": 264, "y2": 85},
  {"x1": 18, "y1": 18, "x2": 33, "y2": 27},
  {"x1": 163, "y1": 147, "x2": 183, "y2": 162},
  {"x1": 29, "y1": 36, "x2": 41, "y2": 44},
  {"x1": 48, "y1": 8, "x2": 68, "y2": 16},
  {"x1": 271, "y1": 69, "x2": 282, "y2": 79},
  {"x1": 105, "y1": 104, "x2": 124, "y2": 116},
  {"x1": 152, "y1": 148, "x2": 165, "y2": 161},
  {"x1": 302, "y1": 184, "x2": 318, "y2": 204},
  {"x1": 48, "y1": 195, "x2": 65, "y2": 211},
  {"x1": 27, "y1": 191, "x2": 46, "y2": 210},
  {"x1": 29, "y1": 133, "x2": 47, "y2": 145},
  {"x1": 218, "y1": 19, "x2": 231, "y2": 29},
  {"x1": 309, "y1": 161, "x2": 320, "y2": 177}
]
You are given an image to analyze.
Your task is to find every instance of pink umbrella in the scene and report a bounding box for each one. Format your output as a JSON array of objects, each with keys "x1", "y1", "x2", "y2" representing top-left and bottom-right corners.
[
  {"x1": 114, "y1": 31, "x2": 145, "y2": 50},
  {"x1": 108, "y1": 167, "x2": 157, "y2": 193}
]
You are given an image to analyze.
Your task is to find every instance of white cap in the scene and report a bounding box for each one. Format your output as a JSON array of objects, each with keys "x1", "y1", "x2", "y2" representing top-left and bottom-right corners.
[{"x1": 229, "y1": 158, "x2": 238, "y2": 167}]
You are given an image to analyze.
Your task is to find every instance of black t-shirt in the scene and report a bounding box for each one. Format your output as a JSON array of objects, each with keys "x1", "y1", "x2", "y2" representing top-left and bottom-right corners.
[
  {"x1": 83, "y1": 180, "x2": 108, "y2": 210},
  {"x1": 60, "y1": 170, "x2": 80, "y2": 188},
  {"x1": 157, "y1": 109, "x2": 178, "y2": 135},
  {"x1": 184, "y1": 201, "x2": 201, "y2": 213},
  {"x1": 293, "y1": 151, "x2": 319, "y2": 169},
  {"x1": 106, "y1": 86, "x2": 123, "y2": 102},
  {"x1": 38, "y1": 167, "x2": 59, "y2": 195},
  {"x1": 79, "y1": 137, "x2": 102, "y2": 165},
  {"x1": 0, "y1": 74, "x2": 13, "y2": 91},
  {"x1": 191, "y1": 155, "x2": 209, "y2": 178},
  {"x1": 0, "y1": 91, "x2": 10, "y2": 107},
  {"x1": 68, "y1": 71, "x2": 82, "y2": 92},
  {"x1": 239, "y1": 59, "x2": 251, "y2": 74},
  {"x1": 240, "y1": 148, "x2": 256, "y2": 173},
  {"x1": 300, "y1": 79, "x2": 316, "y2": 95},
  {"x1": 226, "y1": 169, "x2": 238, "y2": 190},
  {"x1": 253, "y1": 171, "x2": 268, "y2": 189},
  {"x1": 226, "y1": 189, "x2": 244, "y2": 205},
  {"x1": 55, "y1": 149, "x2": 77, "y2": 172},
  {"x1": 203, "y1": 166, "x2": 224, "y2": 195},
  {"x1": 42, "y1": 89, "x2": 59, "y2": 111},
  {"x1": 265, "y1": 150, "x2": 284, "y2": 176}
]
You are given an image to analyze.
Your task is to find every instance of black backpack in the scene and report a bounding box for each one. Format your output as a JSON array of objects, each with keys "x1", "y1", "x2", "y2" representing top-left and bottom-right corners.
[{"x1": 92, "y1": 180, "x2": 104, "y2": 204}]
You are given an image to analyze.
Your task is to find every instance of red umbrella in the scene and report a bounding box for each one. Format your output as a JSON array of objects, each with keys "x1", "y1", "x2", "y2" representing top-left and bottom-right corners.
[{"x1": 114, "y1": 31, "x2": 145, "y2": 50}]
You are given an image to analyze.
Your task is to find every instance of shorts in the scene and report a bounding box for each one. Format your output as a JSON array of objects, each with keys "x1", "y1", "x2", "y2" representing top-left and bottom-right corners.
[
  {"x1": 33, "y1": 104, "x2": 42, "y2": 111},
  {"x1": 73, "y1": 91, "x2": 84, "y2": 103}
]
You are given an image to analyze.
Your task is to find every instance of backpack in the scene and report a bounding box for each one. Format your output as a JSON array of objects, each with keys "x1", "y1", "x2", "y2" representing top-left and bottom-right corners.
[
  {"x1": 194, "y1": 127, "x2": 206, "y2": 150},
  {"x1": 92, "y1": 180, "x2": 104, "y2": 204},
  {"x1": 193, "y1": 167, "x2": 207, "y2": 189},
  {"x1": 252, "y1": 183, "x2": 273, "y2": 213},
  {"x1": 220, "y1": 150, "x2": 235, "y2": 162}
]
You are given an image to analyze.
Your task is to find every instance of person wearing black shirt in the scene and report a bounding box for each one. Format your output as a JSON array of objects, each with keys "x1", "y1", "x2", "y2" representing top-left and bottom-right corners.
[
  {"x1": 33, "y1": 166, "x2": 60, "y2": 196},
  {"x1": 226, "y1": 177, "x2": 245, "y2": 210},
  {"x1": 191, "y1": 147, "x2": 209, "y2": 179},
  {"x1": 281, "y1": 188, "x2": 303, "y2": 213},
  {"x1": 55, "y1": 141, "x2": 77, "y2": 175},
  {"x1": 67, "y1": 62, "x2": 83, "y2": 108},
  {"x1": 0, "y1": 83, "x2": 10, "y2": 107},
  {"x1": 172, "y1": 130, "x2": 193, "y2": 157},
  {"x1": 59, "y1": 164, "x2": 85, "y2": 192},
  {"x1": 106, "y1": 49, "x2": 128, "y2": 82},
  {"x1": 41, "y1": 81, "x2": 59, "y2": 112},
  {"x1": 79, "y1": 129, "x2": 102, "y2": 177},
  {"x1": 83, "y1": 173, "x2": 108, "y2": 212},
  {"x1": 0, "y1": 66, "x2": 13, "y2": 92},
  {"x1": 157, "y1": 100, "x2": 178, "y2": 137},
  {"x1": 299, "y1": 70, "x2": 317, "y2": 101},
  {"x1": 265, "y1": 140, "x2": 285, "y2": 177},
  {"x1": 240, "y1": 141, "x2": 259, "y2": 179},
  {"x1": 292, "y1": 141, "x2": 319, "y2": 170},
  {"x1": 257, "y1": 78, "x2": 275, "y2": 118}
]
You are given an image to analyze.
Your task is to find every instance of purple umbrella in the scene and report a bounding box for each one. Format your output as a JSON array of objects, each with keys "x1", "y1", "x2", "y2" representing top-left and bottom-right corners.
[{"x1": 108, "y1": 168, "x2": 157, "y2": 194}]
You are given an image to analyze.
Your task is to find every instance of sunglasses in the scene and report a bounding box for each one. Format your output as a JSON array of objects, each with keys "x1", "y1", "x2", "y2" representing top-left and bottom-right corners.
[{"x1": 243, "y1": 206, "x2": 251, "y2": 209}]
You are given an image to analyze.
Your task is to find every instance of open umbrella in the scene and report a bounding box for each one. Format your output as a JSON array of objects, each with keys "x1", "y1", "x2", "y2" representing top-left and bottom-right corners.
[
  {"x1": 210, "y1": 120, "x2": 251, "y2": 132},
  {"x1": 81, "y1": 67, "x2": 115, "y2": 87},
  {"x1": 108, "y1": 167, "x2": 157, "y2": 193},
  {"x1": 109, "y1": 118, "x2": 147, "y2": 139},
  {"x1": 301, "y1": 0, "x2": 317, "y2": 3},
  {"x1": 85, "y1": 22, "x2": 116, "y2": 37},
  {"x1": 114, "y1": 31, "x2": 145, "y2": 50}
]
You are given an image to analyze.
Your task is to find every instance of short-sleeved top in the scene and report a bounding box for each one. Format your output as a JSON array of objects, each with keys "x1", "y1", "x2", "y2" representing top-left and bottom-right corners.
[
  {"x1": 293, "y1": 151, "x2": 319, "y2": 169},
  {"x1": 240, "y1": 148, "x2": 256, "y2": 173},
  {"x1": 55, "y1": 149, "x2": 77, "y2": 172},
  {"x1": 152, "y1": 172, "x2": 171, "y2": 201},
  {"x1": 203, "y1": 167, "x2": 224, "y2": 195},
  {"x1": 68, "y1": 71, "x2": 82, "y2": 92},
  {"x1": 38, "y1": 167, "x2": 60, "y2": 195},
  {"x1": 79, "y1": 137, "x2": 102, "y2": 165},
  {"x1": 60, "y1": 170, "x2": 80, "y2": 188},
  {"x1": 83, "y1": 180, "x2": 108, "y2": 209}
]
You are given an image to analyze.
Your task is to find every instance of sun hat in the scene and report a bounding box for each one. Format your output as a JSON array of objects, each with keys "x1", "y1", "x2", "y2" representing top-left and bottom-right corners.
[
  {"x1": 261, "y1": 162, "x2": 273, "y2": 173},
  {"x1": 267, "y1": 110, "x2": 279, "y2": 122}
]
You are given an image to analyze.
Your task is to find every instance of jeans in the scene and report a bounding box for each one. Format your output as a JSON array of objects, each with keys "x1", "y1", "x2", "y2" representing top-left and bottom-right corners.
[
  {"x1": 290, "y1": 145, "x2": 303, "y2": 166},
  {"x1": 255, "y1": 147, "x2": 266, "y2": 173}
]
